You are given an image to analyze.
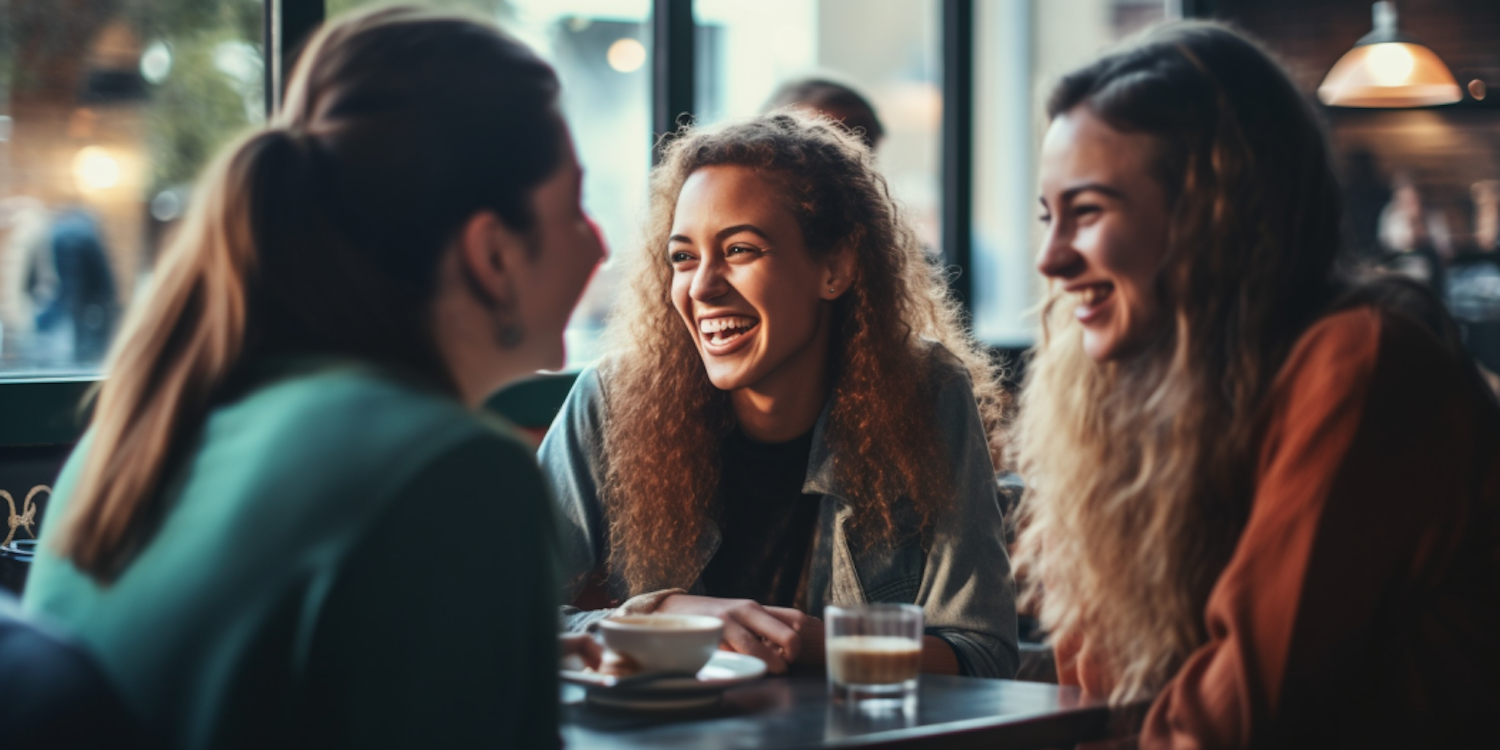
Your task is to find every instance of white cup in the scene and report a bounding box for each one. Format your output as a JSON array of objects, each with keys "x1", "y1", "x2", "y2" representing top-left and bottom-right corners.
[{"x1": 598, "y1": 614, "x2": 724, "y2": 673}]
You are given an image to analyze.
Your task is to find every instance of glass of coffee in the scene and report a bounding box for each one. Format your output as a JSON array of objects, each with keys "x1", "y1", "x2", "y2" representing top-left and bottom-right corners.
[{"x1": 825, "y1": 603, "x2": 922, "y2": 712}]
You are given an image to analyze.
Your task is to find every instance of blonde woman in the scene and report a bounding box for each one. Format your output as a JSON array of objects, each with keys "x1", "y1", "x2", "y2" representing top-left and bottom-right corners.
[
  {"x1": 542, "y1": 114, "x2": 1018, "y2": 678},
  {"x1": 24, "y1": 8, "x2": 603, "y2": 747},
  {"x1": 1016, "y1": 22, "x2": 1500, "y2": 748}
]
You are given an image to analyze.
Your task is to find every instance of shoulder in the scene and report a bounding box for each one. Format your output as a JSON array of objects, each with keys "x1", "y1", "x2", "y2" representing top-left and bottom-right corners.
[
  {"x1": 569, "y1": 364, "x2": 607, "y2": 407},
  {"x1": 209, "y1": 364, "x2": 533, "y2": 505},
  {"x1": 914, "y1": 340, "x2": 983, "y2": 423},
  {"x1": 553, "y1": 364, "x2": 608, "y2": 419},
  {"x1": 917, "y1": 339, "x2": 973, "y2": 386},
  {"x1": 543, "y1": 364, "x2": 608, "y2": 450},
  {"x1": 1272, "y1": 307, "x2": 1384, "y2": 396},
  {"x1": 1264, "y1": 306, "x2": 1495, "y2": 464},
  {"x1": 1274, "y1": 306, "x2": 1467, "y2": 403}
]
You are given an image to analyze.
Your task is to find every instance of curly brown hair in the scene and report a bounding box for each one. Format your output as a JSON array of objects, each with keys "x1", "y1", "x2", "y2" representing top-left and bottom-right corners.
[{"x1": 597, "y1": 113, "x2": 1007, "y2": 595}]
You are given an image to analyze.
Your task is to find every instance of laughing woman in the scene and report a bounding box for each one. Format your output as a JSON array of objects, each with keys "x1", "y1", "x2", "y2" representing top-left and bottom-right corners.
[
  {"x1": 542, "y1": 114, "x2": 1018, "y2": 678},
  {"x1": 1015, "y1": 22, "x2": 1500, "y2": 748}
]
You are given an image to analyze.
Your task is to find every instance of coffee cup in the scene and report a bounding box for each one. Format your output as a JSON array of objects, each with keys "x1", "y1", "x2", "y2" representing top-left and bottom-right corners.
[{"x1": 597, "y1": 614, "x2": 723, "y2": 674}]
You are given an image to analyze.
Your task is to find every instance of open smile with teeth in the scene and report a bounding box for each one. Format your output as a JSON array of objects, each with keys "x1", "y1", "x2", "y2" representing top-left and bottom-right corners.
[
  {"x1": 699, "y1": 315, "x2": 760, "y2": 346},
  {"x1": 1074, "y1": 283, "x2": 1114, "y2": 307},
  {"x1": 1071, "y1": 283, "x2": 1115, "y2": 322}
]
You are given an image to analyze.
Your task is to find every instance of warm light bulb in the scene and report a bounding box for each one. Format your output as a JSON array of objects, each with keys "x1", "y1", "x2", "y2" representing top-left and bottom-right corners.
[
  {"x1": 606, "y1": 38, "x2": 646, "y2": 73},
  {"x1": 1366, "y1": 43, "x2": 1415, "y2": 86},
  {"x1": 73, "y1": 146, "x2": 120, "y2": 191}
]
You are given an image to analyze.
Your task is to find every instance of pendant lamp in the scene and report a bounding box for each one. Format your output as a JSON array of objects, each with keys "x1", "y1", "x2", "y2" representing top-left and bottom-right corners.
[{"x1": 1317, "y1": 1, "x2": 1461, "y2": 108}]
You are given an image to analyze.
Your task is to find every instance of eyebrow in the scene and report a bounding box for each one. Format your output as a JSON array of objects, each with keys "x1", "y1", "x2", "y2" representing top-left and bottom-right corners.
[
  {"x1": 668, "y1": 223, "x2": 773, "y2": 246},
  {"x1": 1059, "y1": 182, "x2": 1126, "y2": 202}
]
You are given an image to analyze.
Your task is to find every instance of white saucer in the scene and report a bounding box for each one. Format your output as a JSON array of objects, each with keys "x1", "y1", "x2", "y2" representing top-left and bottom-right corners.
[{"x1": 561, "y1": 651, "x2": 767, "y2": 710}]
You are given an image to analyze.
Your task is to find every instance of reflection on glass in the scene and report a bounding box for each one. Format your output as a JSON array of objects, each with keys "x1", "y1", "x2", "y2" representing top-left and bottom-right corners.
[
  {"x1": 332, "y1": 0, "x2": 651, "y2": 370},
  {"x1": 972, "y1": 0, "x2": 1165, "y2": 346},
  {"x1": 696, "y1": 0, "x2": 941, "y2": 251},
  {"x1": 0, "y1": 1, "x2": 264, "y2": 376},
  {"x1": 824, "y1": 699, "x2": 918, "y2": 740}
]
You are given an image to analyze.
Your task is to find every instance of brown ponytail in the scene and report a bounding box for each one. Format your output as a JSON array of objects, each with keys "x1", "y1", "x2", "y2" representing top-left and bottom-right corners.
[{"x1": 57, "y1": 6, "x2": 564, "y2": 580}]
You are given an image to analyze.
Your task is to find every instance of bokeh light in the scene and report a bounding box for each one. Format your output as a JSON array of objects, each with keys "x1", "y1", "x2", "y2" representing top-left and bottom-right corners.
[
  {"x1": 607, "y1": 38, "x2": 646, "y2": 74},
  {"x1": 73, "y1": 146, "x2": 120, "y2": 191}
]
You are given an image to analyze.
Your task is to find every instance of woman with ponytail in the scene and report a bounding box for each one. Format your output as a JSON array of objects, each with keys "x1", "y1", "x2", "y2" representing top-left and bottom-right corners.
[
  {"x1": 1015, "y1": 22, "x2": 1500, "y2": 747},
  {"x1": 23, "y1": 7, "x2": 603, "y2": 748}
]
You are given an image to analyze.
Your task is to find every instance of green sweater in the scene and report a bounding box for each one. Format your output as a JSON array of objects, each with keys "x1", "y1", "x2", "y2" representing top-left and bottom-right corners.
[{"x1": 23, "y1": 362, "x2": 559, "y2": 749}]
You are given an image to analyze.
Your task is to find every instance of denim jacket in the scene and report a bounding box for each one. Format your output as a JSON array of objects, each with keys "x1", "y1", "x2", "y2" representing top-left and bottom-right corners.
[{"x1": 538, "y1": 345, "x2": 1018, "y2": 678}]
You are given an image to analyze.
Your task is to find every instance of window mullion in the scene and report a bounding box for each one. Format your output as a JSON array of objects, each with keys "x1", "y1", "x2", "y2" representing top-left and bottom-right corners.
[
  {"x1": 265, "y1": 0, "x2": 326, "y2": 118},
  {"x1": 942, "y1": 0, "x2": 975, "y2": 314},
  {"x1": 652, "y1": 0, "x2": 695, "y2": 163}
]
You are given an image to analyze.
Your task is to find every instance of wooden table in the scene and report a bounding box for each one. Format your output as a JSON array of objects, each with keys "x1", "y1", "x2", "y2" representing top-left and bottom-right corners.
[{"x1": 562, "y1": 673, "x2": 1121, "y2": 749}]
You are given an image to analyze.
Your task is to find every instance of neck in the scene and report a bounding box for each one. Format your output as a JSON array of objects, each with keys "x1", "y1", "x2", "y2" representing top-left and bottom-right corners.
[
  {"x1": 431, "y1": 298, "x2": 528, "y2": 410},
  {"x1": 729, "y1": 318, "x2": 833, "y2": 443},
  {"x1": 444, "y1": 344, "x2": 517, "y2": 409}
]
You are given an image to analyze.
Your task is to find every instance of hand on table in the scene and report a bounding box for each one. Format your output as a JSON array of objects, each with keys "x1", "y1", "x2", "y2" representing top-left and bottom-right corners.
[
  {"x1": 559, "y1": 633, "x2": 603, "y2": 671},
  {"x1": 655, "y1": 594, "x2": 810, "y2": 674}
]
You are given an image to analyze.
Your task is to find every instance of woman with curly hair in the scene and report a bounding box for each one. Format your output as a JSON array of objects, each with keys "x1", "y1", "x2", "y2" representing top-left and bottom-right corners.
[
  {"x1": 1015, "y1": 21, "x2": 1500, "y2": 748},
  {"x1": 541, "y1": 113, "x2": 1018, "y2": 678}
]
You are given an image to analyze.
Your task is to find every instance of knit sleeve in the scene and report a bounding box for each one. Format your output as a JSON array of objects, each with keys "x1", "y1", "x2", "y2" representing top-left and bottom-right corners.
[{"x1": 1141, "y1": 309, "x2": 1482, "y2": 748}]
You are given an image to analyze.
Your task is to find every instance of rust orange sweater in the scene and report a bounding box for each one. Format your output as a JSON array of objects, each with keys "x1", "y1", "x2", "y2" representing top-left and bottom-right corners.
[{"x1": 1056, "y1": 307, "x2": 1500, "y2": 748}]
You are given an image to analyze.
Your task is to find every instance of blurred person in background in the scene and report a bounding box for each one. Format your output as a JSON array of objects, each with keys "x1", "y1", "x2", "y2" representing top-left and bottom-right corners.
[
  {"x1": 0, "y1": 197, "x2": 51, "y2": 364},
  {"x1": 1448, "y1": 179, "x2": 1500, "y2": 391},
  {"x1": 1016, "y1": 21, "x2": 1500, "y2": 748},
  {"x1": 544, "y1": 113, "x2": 1017, "y2": 679},
  {"x1": 1378, "y1": 171, "x2": 1449, "y2": 289},
  {"x1": 763, "y1": 77, "x2": 886, "y2": 152},
  {"x1": 1474, "y1": 179, "x2": 1498, "y2": 252},
  {"x1": 23, "y1": 7, "x2": 603, "y2": 748},
  {"x1": 34, "y1": 207, "x2": 119, "y2": 365}
]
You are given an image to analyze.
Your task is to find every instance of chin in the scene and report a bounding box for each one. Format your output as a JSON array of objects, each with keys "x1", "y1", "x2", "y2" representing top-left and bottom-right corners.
[
  {"x1": 1082, "y1": 332, "x2": 1119, "y2": 362},
  {"x1": 700, "y1": 360, "x2": 752, "y2": 392},
  {"x1": 533, "y1": 339, "x2": 567, "y2": 373}
]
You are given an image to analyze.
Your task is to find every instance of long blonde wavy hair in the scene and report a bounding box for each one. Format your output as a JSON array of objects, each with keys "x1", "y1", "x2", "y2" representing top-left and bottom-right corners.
[
  {"x1": 599, "y1": 113, "x2": 1007, "y2": 595},
  {"x1": 1013, "y1": 22, "x2": 1345, "y2": 703}
]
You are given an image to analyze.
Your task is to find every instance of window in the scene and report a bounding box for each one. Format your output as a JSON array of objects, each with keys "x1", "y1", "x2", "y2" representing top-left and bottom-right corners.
[
  {"x1": 0, "y1": 0, "x2": 264, "y2": 377},
  {"x1": 695, "y1": 0, "x2": 943, "y2": 252}
]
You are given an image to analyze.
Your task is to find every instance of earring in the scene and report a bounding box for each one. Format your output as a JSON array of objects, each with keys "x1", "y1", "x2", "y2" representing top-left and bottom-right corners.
[{"x1": 496, "y1": 308, "x2": 525, "y2": 349}]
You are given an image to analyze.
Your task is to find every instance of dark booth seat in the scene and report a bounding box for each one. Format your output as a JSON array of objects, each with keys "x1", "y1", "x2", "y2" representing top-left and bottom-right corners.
[{"x1": 0, "y1": 592, "x2": 157, "y2": 750}]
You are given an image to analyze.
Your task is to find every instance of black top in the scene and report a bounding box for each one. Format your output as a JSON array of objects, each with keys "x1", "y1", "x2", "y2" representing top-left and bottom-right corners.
[{"x1": 699, "y1": 428, "x2": 822, "y2": 608}]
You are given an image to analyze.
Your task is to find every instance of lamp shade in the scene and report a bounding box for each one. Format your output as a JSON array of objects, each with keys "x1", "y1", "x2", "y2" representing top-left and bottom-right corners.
[{"x1": 1317, "y1": 2, "x2": 1461, "y2": 108}]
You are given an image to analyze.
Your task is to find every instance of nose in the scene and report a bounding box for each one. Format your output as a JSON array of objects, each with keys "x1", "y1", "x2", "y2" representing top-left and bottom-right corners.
[
  {"x1": 584, "y1": 215, "x2": 608, "y2": 262},
  {"x1": 1036, "y1": 225, "x2": 1085, "y2": 280},
  {"x1": 690, "y1": 253, "x2": 730, "y2": 302}
]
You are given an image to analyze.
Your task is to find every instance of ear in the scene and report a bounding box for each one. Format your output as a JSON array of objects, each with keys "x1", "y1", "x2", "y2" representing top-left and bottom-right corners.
[
  {"x1": 819, "y1": 242, "x2": 858, "y2": 301},
  {"x1": 455, "y1": 210, "x2": 527, "y2": 308}
]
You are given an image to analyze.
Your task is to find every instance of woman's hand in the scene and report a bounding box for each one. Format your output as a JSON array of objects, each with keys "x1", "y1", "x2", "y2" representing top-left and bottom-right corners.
[
  {"x1": 655, "y1": 594, "x2": 809, "y2": 673},
  {"x1": 559, "y1": 633, "x2": 603, "y2": 672}
]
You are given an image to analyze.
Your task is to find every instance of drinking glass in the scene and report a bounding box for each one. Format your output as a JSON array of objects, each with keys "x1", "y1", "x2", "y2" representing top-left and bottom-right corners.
[{"x1": 825, "y1": 603, "x2": 922, "y2": 712}]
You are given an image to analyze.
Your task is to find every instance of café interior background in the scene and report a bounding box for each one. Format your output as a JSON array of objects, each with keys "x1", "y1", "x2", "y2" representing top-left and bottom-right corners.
[{"x1": 0, "y1": 0, "x2": 1496, "y2": 378}]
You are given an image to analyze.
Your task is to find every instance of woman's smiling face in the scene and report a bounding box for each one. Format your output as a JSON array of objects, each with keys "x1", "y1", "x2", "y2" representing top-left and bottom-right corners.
[
  {"x1": 668, "y1": 165, "x2": 844, "y2": 393},
  {"x1": 1036, "y1": 106, "x2": 1173, "y2": 362}
]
